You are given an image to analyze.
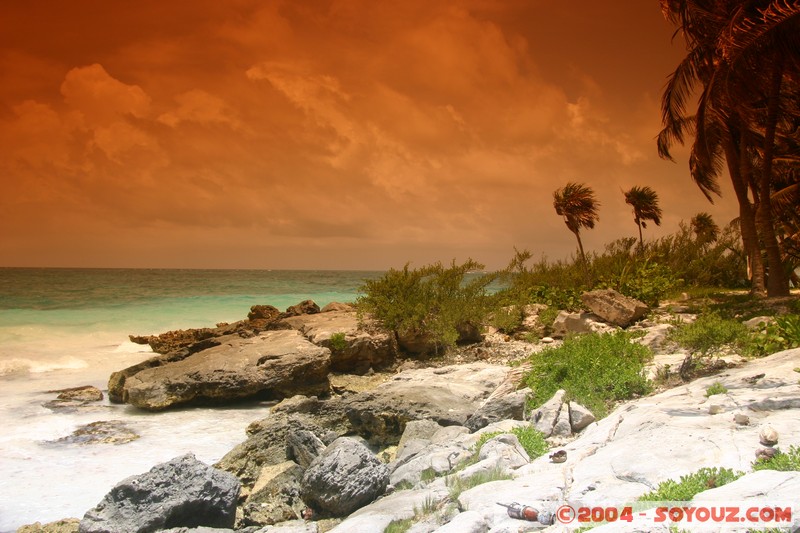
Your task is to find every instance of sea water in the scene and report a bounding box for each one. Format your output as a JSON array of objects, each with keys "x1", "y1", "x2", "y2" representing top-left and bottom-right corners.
[{"x1": 0, "y1": 268, "x2": 380, "y2": 531}]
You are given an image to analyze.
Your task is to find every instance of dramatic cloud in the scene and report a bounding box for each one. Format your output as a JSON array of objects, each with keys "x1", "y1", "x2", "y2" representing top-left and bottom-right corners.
[{"x1": 0, "y1": 0, "x2": 739, "y2": 269}]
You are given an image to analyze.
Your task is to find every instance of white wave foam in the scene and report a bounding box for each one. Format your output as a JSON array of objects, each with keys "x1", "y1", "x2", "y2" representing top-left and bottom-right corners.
[{"x1": 0, "y1": 356, "x2": 89, "y2": 377}]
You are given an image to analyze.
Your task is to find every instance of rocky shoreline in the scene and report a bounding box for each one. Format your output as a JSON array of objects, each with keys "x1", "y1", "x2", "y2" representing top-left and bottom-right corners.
[{"x1": 21, "y1": 294, "x2": 800, "y2": 533}]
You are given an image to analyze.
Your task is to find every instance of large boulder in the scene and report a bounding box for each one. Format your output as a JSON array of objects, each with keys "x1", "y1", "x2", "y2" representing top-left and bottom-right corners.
[
  {"x1": 343, "y1": 363, "x2": 509, "y2": 445},
  {"x1": 581, "y1": 288, "x2": 649, "y2": 327},
  {"x1": 300, "y1": 437, "x2": 390, "y2": 516},
  {"x1": 120, "y1": 330, "x2": 331, "y2": 410},
  {"x1": 551, "y1": 310, "x2": 616, "y2": 338},
  {"x1": 79, "y1": 454, "x2": 239, "y2": 533},
  {"x1": 215, "y1": 395, "x2": 350, "y2": 486},
  {"x1": 281, "y1": 310, "x2": 397, "y2": 373}
]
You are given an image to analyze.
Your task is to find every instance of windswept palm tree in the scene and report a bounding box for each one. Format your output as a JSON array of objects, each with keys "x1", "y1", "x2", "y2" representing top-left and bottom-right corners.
[
  {"x1": 553, "y1": 182, "x2": 600, "y2": 264},
  {"x1": 624, "y1": 186, "x2": 663, "y2": 250},
  {"x1": 691, "y1": 212, "x2": 721, "y2": 247}
]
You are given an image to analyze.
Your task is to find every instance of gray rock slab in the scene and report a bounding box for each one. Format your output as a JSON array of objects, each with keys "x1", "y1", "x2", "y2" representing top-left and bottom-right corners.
[
  {"x1": 123, "y1": 330, "x2": 330, "y2": 410},
  {"x1": 79, "y1": 454, "x2": 239, "y2": 533}
]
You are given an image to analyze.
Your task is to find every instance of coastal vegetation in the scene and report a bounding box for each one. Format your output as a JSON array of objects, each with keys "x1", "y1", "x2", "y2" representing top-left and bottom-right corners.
[{"x1": 522, "y1": 331, "x2": 653, "y2": 418}]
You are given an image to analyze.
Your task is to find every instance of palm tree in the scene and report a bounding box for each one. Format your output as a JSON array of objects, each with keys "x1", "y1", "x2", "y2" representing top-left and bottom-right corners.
[
  {"x1": 658, "y1": 0, "x2": 799, "y2": 297},
  {"x1": 624, "y1": 186, "x2": 663, "y2": 250},
  {"x1": 691, "y1": 212, "x2": 720, "y2": 248},
  {"x1": 553, "y1": 182, "x2": 600, "y2": 264}
]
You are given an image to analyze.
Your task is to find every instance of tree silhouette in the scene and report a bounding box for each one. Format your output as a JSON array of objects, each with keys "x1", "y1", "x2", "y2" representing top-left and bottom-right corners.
[
  {"x1": 691, "y1": 212, "x2": 720, "y2": 248},
  {"x1": 553, "y1": 182, "x2": 600, "y2": 264},
  {"x1": 624, "y1": 185, "x2": 662, "y2": 250}
]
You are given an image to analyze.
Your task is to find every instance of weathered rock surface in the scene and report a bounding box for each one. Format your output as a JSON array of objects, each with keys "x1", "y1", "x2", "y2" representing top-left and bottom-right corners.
[
  {"x1": 581, "y1": 288, "x2": 649, "y2": 327},
  {"x1": 331, "y1": 349, "x2": 800, "y2": 532},
  {"x1": 285, "y1": 429, "x2": 326, "y2": 469},
  {"x1": 216, "y1": 395, "x2": 349, "y2": 486},
  {"x1": 281, "y1": 311, "x2": 397, "y2": 373},
  {"x1": 79, "y1": 454, "x2": 239, "y2": 533},
  {"x1": 16, "y1": 518, "x2": 80, "y2": 533},
  {"x1": 121, "y1": 330, "x2": 331, "y2": 410},
  {"x1": 241, "y1": 461, "x2": 305, "y2": 526},
  {"x1": 300, "y1": 437, "x2": 389, "y2": 517},
  {"x1": 343, "y1": 363, "x2": 510, "y2": 444},
  {"x1": 551, "y1": 311, "x2": 616, "y2": 338},
  {"x1": 46, "y1": 420, "x2": 140, "y2": 446},
  {"x1": 465, "y1": 388, "x2": 529, "y2": 432},
  {"x1": 530, "y1": 389, "x2": 596, "y2": 438},
  {"x1": 284, "y1": 300, "x2": 320, "y2": 317},
  {"x1": 51, "y1": 386, "x2": 104, "y2": 402}
]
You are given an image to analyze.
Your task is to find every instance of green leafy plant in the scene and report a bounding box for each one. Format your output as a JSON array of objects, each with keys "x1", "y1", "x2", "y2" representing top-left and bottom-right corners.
[
  {"x1": 329, "y1": 331, "x2": 348, "y2": 352},
  {"x1": 745, "y1": 315, "x2": 800, "y2": 356},
  {"x1": 491, "y1": 305, "x2": 524, "y2": 333},
  {"x1": 668, "y1": 312, "x2": 749, "y2": 356},
  {"x1": 705, "y1": 382, "x2": 728, "y2": 397},
  {"x1": 638, "y1": 467, "x2": 744, "y2": 501},
  {"x1": 384, "y1": 518, "x2": 413, "y2": 533},
  {"x1": 357, "y1": 259, "x2": 494, "y2": 353},
  {"x1": 523, "y1": 331, "x2": 653, "y2": 418},
  {"x1": 419, "y1": 467, "x2": 438, "y2": 483},
  {"x1": 753, "y1": 445, "x2": 800, "y2": 472},
  {"x1": 473, "y1": 426, "x2": 548, "y2": 462}
]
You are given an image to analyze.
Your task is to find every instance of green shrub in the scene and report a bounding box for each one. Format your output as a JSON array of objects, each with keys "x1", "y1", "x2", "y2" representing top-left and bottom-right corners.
[
  {"x1": 329, "y1": 332, "x2": 348, "y2": 352},
  {"x1": 639, "y1": 467, "x2": 744, "y2": 501},
  {"x1": 668, "y1": 312, "x2": 749, "y2": 356},
  {"x1": 357, "y1": 259, "x2": 495, "y2": 352},
  {"x1": 745, "y1": 315, "x2": 800, "y2": 356},
  {"x1": 491, "y1": 306, "x2": 524, "y2": 333},
  {"x1": 705, "y1": 382, "x2": 728, "y2": 397},
  {"x1": 523, "y1": 331, "x2": 653, "y2": 418},
  {"x1": 384, "y1": 519, "x2": 413, "y2": 533},
  {"x1": 473, "y1": 426, "x2": 548, "y2": 461},
  {"x1": 753, "y1": 445, "x2": 800, "y2": 472}
]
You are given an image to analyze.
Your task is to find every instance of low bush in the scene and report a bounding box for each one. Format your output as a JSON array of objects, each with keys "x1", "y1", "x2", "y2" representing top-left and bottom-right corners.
[
  {"x1": 357, "y1": 259, "x2": 495, "y2": 352},
  {"x1": 638, "y1": 467, "x2": 744, "y2": 501},
  {"x1": 745, "y1": 315, "x2": 800, "y2": 357},
  {"x1": 474, "y1": 426, "x2": 548, "y2": 461},
  {"x1": 753, "y1": 445, "x2": 800, "y2": 472},
  {"x1": 523, "y1": 331, "x2": 653, "y2": 418},
  {"x1": 705, "y1": 382, "x2": 728, "y2": 397},
  {"x1": 329, "y1": 332, "x2": 347, "y2": 352},
  {"x1": 667, "y1": 312, "x2": 749, "y2": 356}
]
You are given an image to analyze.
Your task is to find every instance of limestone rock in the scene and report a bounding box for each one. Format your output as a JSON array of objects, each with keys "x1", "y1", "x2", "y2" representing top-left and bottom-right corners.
[
  {"x1": 530, "y1": 389, "x2": 566, "y2": 437},
  {"x1": 47, "y1": 420, "x2": 139, "y2": 446},
  {"x1": 320, "y1": 302, "x2": 353, "y2": 312},
  {"x1": 281, "y1": 310, "x2": 397, "y2": 373},
  {"x1": 343, "y1": 363, "x2": 508, "y2": 445},
  {"x1": 16, "y1": 518, "x2": 80, "y2": 533},
  {"x1": 284, "y1": 300, "x2": 320, "y2": 317},
  {"x1": 396, "y1": 420, "x2": 442, "y2": 459},
  {"x1": 552, "y1": 401, "x2": 572, "y2": 437},
  {"x1": 79, "y1": 454, "x2": 239, "y2": 533},
  {"x1": 248, "y1": 304, "x2": 281, "y2": 321},
  {"x1": 242, "y1": 461, "x2": 304, "y2": 526},
  {"x1": 286, "y1": 429, "x2": 326, "y2": 469},
  {"x1": 760, "y1": 425, "x2": 779, "y2": 446},
  {"x1": 465, "y1": 389, "x2": 529, "y2": 432},
  {"x1": 433, "y1": 510, "x2": 487, "y2": 533},
  {"x1": 51, "y1": 385, "x2": 103, "y2": 402},
  {"x1": 300, "y1": 437, "x2": 389, "y2": 516},
  {"x1": 477, "y1": 434, "x2": 530, "y2": 469},
  {"x1": 121, "y1": 330, "x2": 331, "y2": 410},
  {"x1": 581, "y1": 288, "x2": 649, "y2": 327},
  {"x1": 551, "y1": 311, "x2": 615, "y2": 338},
  {"x1": 568, "y1": 401, "x2": 596, "y2": 432}
]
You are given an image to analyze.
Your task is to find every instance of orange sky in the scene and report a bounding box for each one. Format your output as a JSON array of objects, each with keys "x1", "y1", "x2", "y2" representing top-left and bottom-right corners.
[{"x1": 0, "y1": 1, "x2": 740, "y2": 270}]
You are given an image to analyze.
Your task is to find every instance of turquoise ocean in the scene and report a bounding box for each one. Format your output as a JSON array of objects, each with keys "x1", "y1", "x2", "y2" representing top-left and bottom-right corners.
[{"x1": 0, "y1": 268, "x2": 381, "y2": 531}]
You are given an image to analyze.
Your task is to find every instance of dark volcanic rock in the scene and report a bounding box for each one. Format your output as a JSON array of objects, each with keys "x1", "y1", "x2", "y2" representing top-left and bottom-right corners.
[
  {"x1": 79, "y1": 454, "x2": 239, "y2": 533},
  {"x1": 300, "y1": 437, "x2": 389, "y2": 516},
  {"x1": 248, "y1": 304, "x2": 281, "y2": 321}
]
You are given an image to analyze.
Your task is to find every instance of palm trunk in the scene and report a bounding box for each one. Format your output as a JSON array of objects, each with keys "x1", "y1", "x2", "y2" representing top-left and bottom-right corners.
[
  {"x1": 574, "y1": 230, "x2": 586, "y2": 265},
  {"x1": 758, "y1": 55, "x2": 789, "y2": 297},
  {"x1": 637, "y1": 221, "x2": 644, "y2": 252},
  {"x1": 723, "y1": 131, "x2": 766, "y2": 294}
]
